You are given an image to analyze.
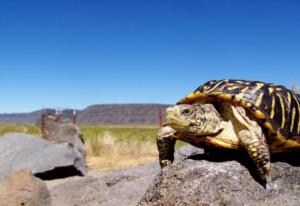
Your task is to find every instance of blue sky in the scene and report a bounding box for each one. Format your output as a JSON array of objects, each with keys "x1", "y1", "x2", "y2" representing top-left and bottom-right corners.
[{"x1": 0, "y1": 0, "x2": 300, "y2": 113}]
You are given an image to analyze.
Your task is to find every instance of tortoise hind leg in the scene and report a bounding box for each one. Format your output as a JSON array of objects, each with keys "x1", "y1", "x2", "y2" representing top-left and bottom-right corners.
[{"x1": 157, "y1": 125, "x2": 176, "y2": 168}]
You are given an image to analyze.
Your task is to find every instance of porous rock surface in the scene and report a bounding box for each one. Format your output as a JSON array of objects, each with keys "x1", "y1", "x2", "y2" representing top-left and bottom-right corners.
[
  {"x1": 46, "y1": 162, "x2": 160, "y2": 206},
  {"x1": 0, "y1": 169, "x2": 51, "y2": 206},
  {"x1": 138, "y1": 145, "x2": 300, "y2": 206}
]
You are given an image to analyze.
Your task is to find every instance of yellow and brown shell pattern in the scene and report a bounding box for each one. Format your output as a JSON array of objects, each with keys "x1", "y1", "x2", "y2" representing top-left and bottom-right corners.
[{"x1": 177, "y1": 79, "x2": 300, "y2": 152}]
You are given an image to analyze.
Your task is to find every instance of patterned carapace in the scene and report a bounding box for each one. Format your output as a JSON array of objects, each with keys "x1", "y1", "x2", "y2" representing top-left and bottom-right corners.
[{"x1": 177, "y1": 79, "x2": 300, "y2": 150}]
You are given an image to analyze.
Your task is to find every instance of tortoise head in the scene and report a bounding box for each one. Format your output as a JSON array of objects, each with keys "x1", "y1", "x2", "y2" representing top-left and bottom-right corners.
[{"x1": 166, "y1": 103, "x2": 223, "y2": 136}]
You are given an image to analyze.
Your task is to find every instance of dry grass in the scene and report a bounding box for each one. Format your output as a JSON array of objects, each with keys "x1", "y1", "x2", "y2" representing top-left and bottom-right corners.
[
  {"x1": 81, "y1": 125, "x2": 159, "y2": 171},
  {"x1": 86, "y1": 135, "x2": 157, "y2": 171}
]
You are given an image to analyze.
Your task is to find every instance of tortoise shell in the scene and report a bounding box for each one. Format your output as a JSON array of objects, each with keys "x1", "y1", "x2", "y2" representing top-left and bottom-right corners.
[{"x1": 177, "y1": 79, "x2": 300, "y2": 151}]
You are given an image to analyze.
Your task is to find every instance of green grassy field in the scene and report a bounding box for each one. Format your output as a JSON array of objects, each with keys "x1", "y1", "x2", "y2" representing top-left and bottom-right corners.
[
  {"x1": 0, "y1": 124, "x2": 40, "y2": 137},
  {"x1": 0, "y1": 124, "x2": 184, "y2": 171},
  {"x1": 81, "y1": 124, "x2": 159, "y2": 155}
]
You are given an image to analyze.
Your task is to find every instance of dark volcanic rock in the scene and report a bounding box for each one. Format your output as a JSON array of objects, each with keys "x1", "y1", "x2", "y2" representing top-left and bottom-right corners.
[
  {"x1": 0, "y1": 133, "x2": 87, "y2": 180},
  {"x1": 138, "y1": 146, "x2": 300, "y2": 206}
]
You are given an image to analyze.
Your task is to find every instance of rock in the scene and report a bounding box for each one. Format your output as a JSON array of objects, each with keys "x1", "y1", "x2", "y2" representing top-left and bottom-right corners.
[
  {"x1": 42, "y1": 117, "x2": 86, "y2": 159},
  {"x1": 138, "y1": 145, "x2": 300, "y2": 206},
  {"x1": 173, "y1": 144, "x2": 205, "y2": 164},
  {"x1": 46, "y1": 162, "x2": 160, "y2": 206},
  {"x1": 0, "y1": 133, "x2": 87, "y2": 180},
  {"x1": 0, "y1": 169, "x2": 51, "y2": 206}
]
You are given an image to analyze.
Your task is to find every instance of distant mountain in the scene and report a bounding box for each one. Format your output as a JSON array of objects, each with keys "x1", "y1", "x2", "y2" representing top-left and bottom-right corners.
[
  {"x1": 0, "y1": 109, "x2": 75, "y2": 124},
  {"x1": 0, "y1": 111, "x2": 41, "y2": 124},
  {"x1": 0, "y1": 104, "x2": 170, "y2": 125},
  {"x1": 77, "y1": 104, "x2": 169, "y2": 125}
]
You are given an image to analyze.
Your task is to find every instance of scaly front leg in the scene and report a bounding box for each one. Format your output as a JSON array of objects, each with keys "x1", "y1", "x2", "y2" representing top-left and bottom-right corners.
[
  {"x1": 239, "y1": 130, "x2": 271, "y2": 180},
  {"x1": 157, "y1": 125, "x2": 176, "y2": 168},
  {"x1": 230, "y1": 105, "x2": 271, "y2": 180}
]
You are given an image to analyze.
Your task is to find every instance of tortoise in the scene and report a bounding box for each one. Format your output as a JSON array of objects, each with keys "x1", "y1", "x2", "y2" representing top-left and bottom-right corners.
[{"x1": 157, "y1": 79, "x2": 300, "y2": 180}]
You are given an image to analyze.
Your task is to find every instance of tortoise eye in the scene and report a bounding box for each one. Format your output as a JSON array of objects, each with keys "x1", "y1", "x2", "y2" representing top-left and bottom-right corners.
[{"x1": 181, "y1": 108, "x2": 193, "y2": 116}]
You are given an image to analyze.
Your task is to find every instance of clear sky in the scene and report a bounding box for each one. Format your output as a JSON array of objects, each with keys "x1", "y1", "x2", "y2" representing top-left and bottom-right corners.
[{"x1": 0, "y1": 0, "x2": 300, "y2": 113}]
